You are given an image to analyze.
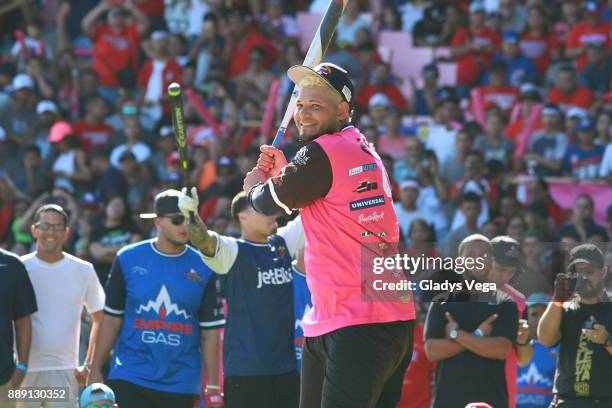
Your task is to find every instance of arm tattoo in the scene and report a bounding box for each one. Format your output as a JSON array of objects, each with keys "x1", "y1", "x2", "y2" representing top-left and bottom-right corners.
[{"x1": 187, "y1": 215, "x2": 217, "y2": 256}]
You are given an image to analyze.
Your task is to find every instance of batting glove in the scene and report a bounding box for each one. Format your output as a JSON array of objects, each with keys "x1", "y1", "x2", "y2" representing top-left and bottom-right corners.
[{"x1": 179, "y1": 187, "x2": 199, "y2": 218}]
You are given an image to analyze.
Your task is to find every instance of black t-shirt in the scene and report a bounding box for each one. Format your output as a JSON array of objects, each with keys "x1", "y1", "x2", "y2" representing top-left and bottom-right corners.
[
  {"x1": 90, "y1": 221, "x2": 140, "y2": 285},
  {"x1": 555, "y1": 299, "x2": 612, "y2": 398},
  {"x1": 424, "y1": 289, "x2": 518, "y2": 408},
  {"x1": 0, "y1": 249, "x2": 37, "y2": 385}
]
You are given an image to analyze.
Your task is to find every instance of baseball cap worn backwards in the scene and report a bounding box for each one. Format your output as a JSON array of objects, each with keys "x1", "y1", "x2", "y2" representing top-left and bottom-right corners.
[
  {"x1": 80, "y1": 383, "x2": 115, "y2": 408},
  {"x1": 288, "y1": 62, "x2": 355, "y2": 108},
  {"x1": 139, "y1": 189, "x2": 183, "y2": 219}
]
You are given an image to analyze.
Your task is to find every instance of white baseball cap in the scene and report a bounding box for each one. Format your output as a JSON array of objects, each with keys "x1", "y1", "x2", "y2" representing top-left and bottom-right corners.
[
  {"x1": 369, "y1": 93, "x2": 391, "y2": 108},
  {"x1": 12, "y1": 73, "x2": 34, "y2": 90},
  {"x1": 36, "y1": 100, "x2": 58, "y2": 115}
]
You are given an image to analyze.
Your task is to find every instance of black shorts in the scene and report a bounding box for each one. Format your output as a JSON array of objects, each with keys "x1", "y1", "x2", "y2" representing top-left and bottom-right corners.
[
  {"x1": 107, "y1": 379, "x2": 197, "y2": 408},
  {"x1": 224, "y1": 370, "x2": 300, "y2": 408},
  {"x1": 300, "y1": 320, "x2": 414, "y2": 408}
]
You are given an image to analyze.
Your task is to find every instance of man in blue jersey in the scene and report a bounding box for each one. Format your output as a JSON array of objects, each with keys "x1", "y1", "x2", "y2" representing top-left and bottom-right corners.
[
  {"x1": 87, "y1": 189, "x2": 225, "y2": 408},
  {"x1": 179, "y1": 190, "x2": 304, "y2": 408}
]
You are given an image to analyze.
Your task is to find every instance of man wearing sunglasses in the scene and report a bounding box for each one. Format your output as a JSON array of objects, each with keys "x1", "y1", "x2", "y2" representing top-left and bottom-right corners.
[
  {"x1": 88, "y1": 190, "x2": 224, "y2": 408},
  {"x1": 18, "y1": 204, "x2": 105, "y2": 406},
  {"x1": 538, "y1": 244, "x2": 612, "y2": 407}
]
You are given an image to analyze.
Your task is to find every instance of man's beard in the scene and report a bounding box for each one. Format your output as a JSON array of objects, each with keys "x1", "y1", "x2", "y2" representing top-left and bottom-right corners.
[
  {"x1": 299, "y1": 121, "x2": 340, "y2": 142},
  {"x1": 576, "y1": 277, "x2": 601, "y2": 299}
]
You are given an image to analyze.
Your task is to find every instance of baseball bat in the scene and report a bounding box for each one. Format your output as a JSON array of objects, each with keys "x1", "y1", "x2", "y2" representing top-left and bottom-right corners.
[
  {"x1": 271, "y1": 0, "x2": 349, "y2": 147},
  {"x1": 167, "y1": 82, "x2": 196, "y2": 223}
]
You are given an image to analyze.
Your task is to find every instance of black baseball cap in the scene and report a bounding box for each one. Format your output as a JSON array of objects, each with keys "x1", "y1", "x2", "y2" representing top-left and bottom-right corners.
[
  {"x1": 492, "y1": 235, "x2": 521, "y2": 268},
  {"x1": 567, "y1": 243, "x2": 604, "y2": 269},
  {"x1": 287, "y1": 62, "x2": 354, "y2": 108},
  {"x1": 139, "y1": 189, "x2": 182, "y2": 219}
]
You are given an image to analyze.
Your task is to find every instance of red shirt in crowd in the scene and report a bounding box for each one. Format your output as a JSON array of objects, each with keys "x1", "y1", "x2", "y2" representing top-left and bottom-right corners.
[
  {"x1": 92, "y1": 24, "x2": 140, "y2": 87},
  {"x1": 134, "y1": 0, "x2": 164, "y2": 17},
  {"x1": 451, "y1": 28, "x2": 501, "y2": 85},
  {"x1": 519, "y1": 33, "x2": 560, "y2": 77},
  {"x1": 72, "y1": 121, "x2": 114, "y2": 152},
  {"x1": 137, "y1": 58, "x2": 183, "y2": 115},
  {"x1": 471, "y1": 85, "x2": 519, "y2": 117},
  {"x1": 398, "y1": 323, "x2": 435, "y2": 408},
  {"x1": 566, "y1": 21, "x2": 612, "y2": 71},
  {"x1": 227, "y1": 29, "x2": 277, "y2": 78},
  {"x1": 548, "y1": 85, "x2": 594, "y2": 111},
  {"x1": 356, "y1": 83, "x2": 408, "y2": 112}
]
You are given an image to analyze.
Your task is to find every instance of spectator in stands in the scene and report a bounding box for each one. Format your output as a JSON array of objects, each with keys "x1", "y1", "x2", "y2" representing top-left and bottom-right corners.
[
  {"x1": 379, "y1": 153, "x2": 400, "y2": 202},
  {"x1": 235, "y1": 46, "x2": 275, "y2": 106},
  {"x1": 356, "y1": 63, "x2": 408, "y2": 113},
  {"x1": 445, "y1": 192, "x2": 483, "y2": 257},
  {"x1": 1, "y1": 73, "x2": 37, "y2": 143},
  {"x1": 335, "y1": 1, "x2": 368, "y2": 47},
  {"x1": 493, "y1": 31, "x2": 538, "y2": 87},
  {"x1": 499, "y1": 0, "x2": 526, "y2": 33},
  {"x1": 377, "y1": 107, "x2": 411, "y2": 160},
  {"x1": 191, "y1": 13, "x2": 225, "y2": 89},
  {"x1": 411, "y1": 63, "x2": 444, "y2": 117},
  {"x1": 594, "y1": 110, "x2": 610, "y2": 145},
  {"x1": 555, "y1": 0, "x2": 581, "y2": 48},
  {"x1": 566, "y1": 0, "x2": 612, "y2": 73},
  {"x1": 138, "y1": 31, "x2": 182, "y2": 125},
  {"x1": 109, "y1": 118, "x2": 151, "y2": 168},
  {"x1": 580, "y1": 42, "x2": 612, "y2": 95},
  {"x1": 89, "y1": 195, "x2": 141, "y2": 285},
  {"x1": 449, "y1": 150, "x2": 494, "y2": 231},
  {"x1": 450, "y1": 1, "x2": 501, "y2": 91},
  {"x1": 514, "y1": 231, "x2": 553, "y2": 297},
  {"x1": 394, "y1": 136, "x2": 423, "y2": 182},
  {"x1": 425, "y1": 234, "x2": 518, "y2": 408},
  {"x1": 48, "y1": 121, "x2": 92, "y2": 194},
  {"x1": 20, "y1": 144, "x2": 48, "y2": 199},
  {"x1": 259, "y1": 0, "x2": 300, "y2": 43},
  {"x1": 412, "y1": 4, "x2": 445, "y2": 47},
  {"x1": 377, "y1": 2, "x2": 402, "y2": 31},
  {"x1": 474, "y1": 109, "x2": 515, "y2": 170},
  {"x1": 562, "y1": 118, "x2": 605, "y2": 179},
  {"x1": 10, "y1": 17, "x2": 52, "y2": 70},
  {"x1": 505, "y1": 83, "x2": 544, "y2": 144},
  {"x1": 419, "y1": 99, "x2": 459, "y2": 166},
  {"x1": 548, "y1": 65, "x2": 595, "y2": 112},
  {"x1": 559, "y1": 194, "x2": 608, "y2": 243},
  {"x1": 473, "y1": 60, "x2": 519, "y2": 118},
  {"x1": 440, "y1": 128, "x2": 475, "y2": 186},
  {"x1": 72, "y1": 96, "x2": 114, "y2": 152},
  {"x1": 398, "y1": 0, "x2": 429, "y2": 33},
  {"x1": 516, "y1": 293, "x2": 558, "y2": 408},
  {"x1": 415, "y1": 151, "x2": 449, "y2": 241},
  {"x1": 395, "y1": 179, "x2": 425, "y2": 244},
  {"x1": 538, "y1": 244, "x2": 612, "y2": 406},
  {"x1": 600, "y1": 139, "x2": 612, "y2": 179},
  {"x1": 520, "y1": 5, "x2": 561, "y2": 79},
  {"x1": 524, "y1": 104, "x2": 567, "y2": 177},
  {"x1": 565, "y1": 106, "x2": 588, "y2": 141},
  {"x1": 439, "y1": 4, "x2": 464, "y2": 45},
  {"x1": 82, "y1": 1, "x2": 149, "y2": 102},
  {"x1": 225, "y1": 9, "x2": 277, "y2": 79}
]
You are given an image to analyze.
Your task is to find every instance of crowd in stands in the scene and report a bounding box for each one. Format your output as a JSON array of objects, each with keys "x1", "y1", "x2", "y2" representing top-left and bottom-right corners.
[{"x1": 0, "y1": 0, "x2": 610, "y2": 407}]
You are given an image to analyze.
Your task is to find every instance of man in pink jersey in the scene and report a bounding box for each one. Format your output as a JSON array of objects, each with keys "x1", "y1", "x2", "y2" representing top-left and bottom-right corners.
[
  {"x1": 489, "y1": 236, "x2": 533, "y2": 408},
  {"x1": 243, "y1": 62, "x2": 415, "y2": 407}
]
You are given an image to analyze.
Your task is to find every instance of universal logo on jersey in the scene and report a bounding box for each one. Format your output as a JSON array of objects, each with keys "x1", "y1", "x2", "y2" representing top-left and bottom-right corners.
[
  {"x1": 348, "y1": 163, "x2": 377, "y2": 177},
  {"x1": 349, "y1": 195, "x2": 385, "y2": 211},
  {"x1": 354, "y1": 179, "x2": 378, "y2": 193},
  {"x1": 133, "y1": 285, "x2": 193, "y2": 347},
  {"x1": 293, "y1": 147, "x2": 309, "y2": 166},
  {"x1": 256, "y1": 266, "x2": 293, "y2": 289}
]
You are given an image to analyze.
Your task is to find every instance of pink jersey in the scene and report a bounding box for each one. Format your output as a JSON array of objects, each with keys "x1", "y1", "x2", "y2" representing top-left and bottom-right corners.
[
  {"x1": 300, "y1": 126, "x2": 415, "y2": 337},
  {"x1": 502, "y1": 283, "x2": 527, "y2": 408}
]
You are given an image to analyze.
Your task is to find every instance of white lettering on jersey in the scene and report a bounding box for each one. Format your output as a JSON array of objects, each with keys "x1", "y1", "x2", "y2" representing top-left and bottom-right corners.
[{"x1": 256, "y1": 267, "x2": 293, "y2": 288}]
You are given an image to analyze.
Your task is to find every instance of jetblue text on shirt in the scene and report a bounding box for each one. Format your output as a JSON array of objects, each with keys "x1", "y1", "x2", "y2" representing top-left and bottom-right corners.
[{"x1": 256, "y1": 267, "x2": 293, "y2": 288}]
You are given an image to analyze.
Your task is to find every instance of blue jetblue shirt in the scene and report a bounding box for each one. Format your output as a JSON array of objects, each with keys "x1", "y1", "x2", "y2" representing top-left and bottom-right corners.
[
  {"x1": 516, "y1": 341, "x2": 558, "y2": 408},
  {"x1": 104, "y1": 240, "x2": 224, "y2": 394},
  {"x1": 292, "y1": 264, "x2": 312, "y2": 371},
  {"x1": 204, "y1": 217, "x2": 304, "y2": 376}
]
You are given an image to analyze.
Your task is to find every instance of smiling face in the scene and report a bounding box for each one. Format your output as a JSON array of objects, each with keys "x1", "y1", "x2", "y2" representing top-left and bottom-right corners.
[
  {"x1": 31, "y1": 210, "x2": 68, "y2": 256},
  {"x1": 294, "y1": 84, "x2": 349, "y2": 141}
]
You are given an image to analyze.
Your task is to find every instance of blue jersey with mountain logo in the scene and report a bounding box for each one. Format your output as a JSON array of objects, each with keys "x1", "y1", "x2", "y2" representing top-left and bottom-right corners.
[{"x1": 104, "y1": 239, "x2": 224, "y2": 395}]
